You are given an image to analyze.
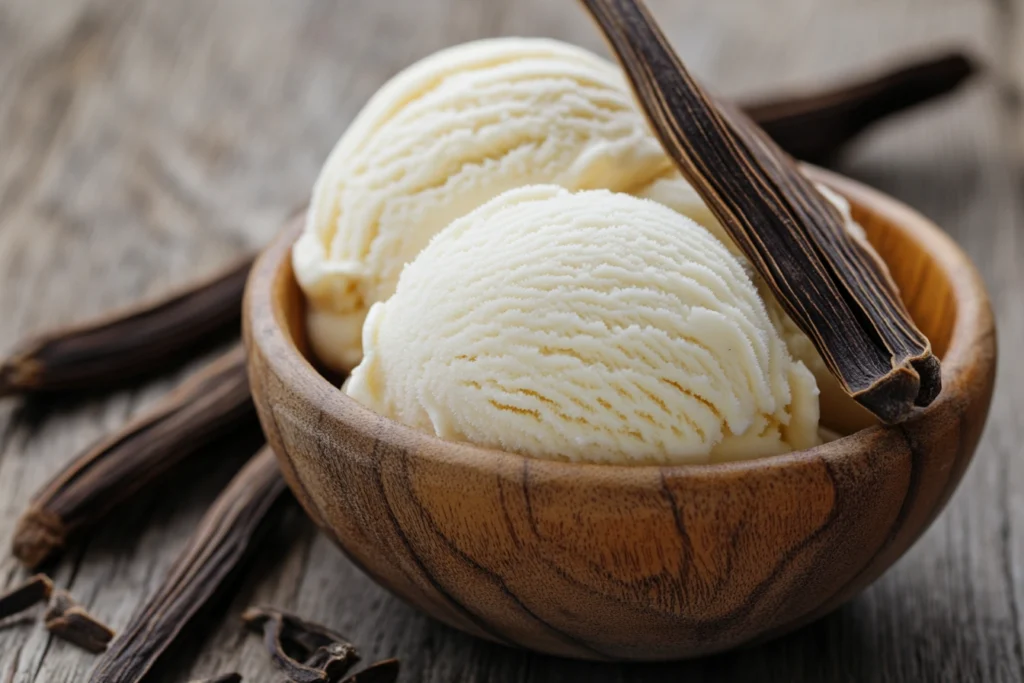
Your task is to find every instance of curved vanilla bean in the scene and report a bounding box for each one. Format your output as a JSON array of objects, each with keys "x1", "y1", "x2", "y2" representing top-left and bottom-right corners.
[
  {"x1": 0, "y1": 254, "x2": 253, "y2": 397},
  {"x1": 189, "y1": 676, "x2": 241, "y2": 683},
  {"x1": 744, "y1": 52, "x2": 976, "y2": 162},
  {"x1": 579, "y1": 0, "x2": 940, "y2": 422},
  {"x1": 89, "y1": 447, "x2": 286, "y2": 683},
  {"x1": 13, "y1": 345, "x2": 256, "y2": 568},
  {"x1": 242, "y1": 607, "x2": 360, "y2": 683}
]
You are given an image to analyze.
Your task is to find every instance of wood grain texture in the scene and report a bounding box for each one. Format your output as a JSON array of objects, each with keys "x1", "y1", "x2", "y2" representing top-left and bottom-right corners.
[
  {"x1": 244, "y1": 172, "x2": 995, "y2": 661},
  {"x1": 0, "y1": 0, "x2": 1021, "y2": 680}
]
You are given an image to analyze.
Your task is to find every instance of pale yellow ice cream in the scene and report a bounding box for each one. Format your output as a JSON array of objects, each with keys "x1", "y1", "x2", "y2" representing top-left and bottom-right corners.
[
  {"x1": 345, "y1": 186, "x2": 820, "y2": 465},
  {"x1": 294, "y1": 37, "x2": 672, "y2": 372}
]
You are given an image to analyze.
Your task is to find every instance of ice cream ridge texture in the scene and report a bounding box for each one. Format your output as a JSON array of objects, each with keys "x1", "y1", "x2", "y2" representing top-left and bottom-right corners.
[{"x1": 293, "y1": 36, "x2": 875, "y2": 465}]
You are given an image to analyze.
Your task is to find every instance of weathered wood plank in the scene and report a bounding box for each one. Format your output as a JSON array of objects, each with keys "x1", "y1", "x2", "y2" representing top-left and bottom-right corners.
[{"x1": 0, "y1": 0, "x2": 1020, "y2": 681}]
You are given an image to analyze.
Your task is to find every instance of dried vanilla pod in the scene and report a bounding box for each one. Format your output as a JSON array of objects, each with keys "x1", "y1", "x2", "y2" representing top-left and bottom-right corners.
[
  {"x1": 13, "y1": 344, "x2": 256, "y2": 568},
  {"x1": 744, "y1": 52, "x2": 976, "y2": 163},
  {"x1": 579, "y1": 0, "x2": 940, "y2": 422},
  {"x1": 189, "y1": 675, "x2": 242, "y2": 683},
  {"x1": 0, "y1": 253, "x2": 253, "y2": 397},
  {"x1": 45, "y1": 589, "x2": 115, "y2": 654},
  {"x1": 89, "y1": 448, "x2": 287, "y2": 683},
  {"x1": 242, "y1": 606, "x2": 360, "y2": 683},
  {"x1": 0, "y1": 573, "x2": 53, "y2": 620}
]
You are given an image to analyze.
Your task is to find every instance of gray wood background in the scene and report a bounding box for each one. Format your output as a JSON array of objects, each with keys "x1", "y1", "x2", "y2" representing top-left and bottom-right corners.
[{"x1": 1, "y1": 0, "x2": 1022, "y2": 680}]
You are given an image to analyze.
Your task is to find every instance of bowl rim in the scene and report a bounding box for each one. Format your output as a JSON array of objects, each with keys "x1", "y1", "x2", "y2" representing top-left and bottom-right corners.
[{"x1": 245, "y1": 166, "x2": 995, "y2": 480}]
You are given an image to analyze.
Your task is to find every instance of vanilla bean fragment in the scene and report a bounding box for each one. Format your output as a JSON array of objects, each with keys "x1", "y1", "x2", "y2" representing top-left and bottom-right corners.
[
  {"x1": 0, "y1": 574, "x2": 53, "y2": 619},
  {"x1": 189, "y1": 675, "x2": 241, "y2": 683},
  {"x1": 744, "y1": 52, "x2": 976, "y2": 163},
  {"x1": 45, "y1": 589, "x2": 115, "y2": 653},
  {"x1": 13, "y1": 344, "x2": 257, "y2": 568},
  {"x1": 243, "y1": 607, "x2": 360, "y2": 683},
  {"x1": 580, "y1": 0, "x2": 940, "y2": 422},
  {"x1": 0, "y1": 254, "x2": 253, "y2": 397},
  {"x1": 88, "y1": 448, "x2": 286, "y2": 683}
]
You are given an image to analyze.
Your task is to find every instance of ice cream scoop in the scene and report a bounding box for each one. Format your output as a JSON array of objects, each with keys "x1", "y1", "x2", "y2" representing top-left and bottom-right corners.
[
  {"x1": 293, "y1": 37, "x2": 672, "y2": 372},
  {"x1": 345, "y1": 186, "x2": 820, "y2": 465}
]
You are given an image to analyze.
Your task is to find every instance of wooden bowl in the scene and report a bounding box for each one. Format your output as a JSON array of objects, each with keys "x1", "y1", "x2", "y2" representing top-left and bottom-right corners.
[{"x1": 243, "y1": 168, "x2": 996, "y2": 661}]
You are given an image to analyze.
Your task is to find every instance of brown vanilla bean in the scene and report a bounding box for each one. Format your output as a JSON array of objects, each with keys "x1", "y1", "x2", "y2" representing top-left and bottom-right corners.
[
  {"x1": 13, "y1": 344, "x2": 256, "y2": 568},
  {"x1": 242, "y1": 607, "x2": 361, "y2": 683},
  {"x1": 743, "y1": 52, "x2": 976, "y2": 162},
  {"x1": 241, "y1": 607, "x2": 398, "y2": 683},
  {"x1": 0, "y1": 574, "x2": 53, "y2": 619},
  {"x1": 45, "y1": 589, "x2": 115, "y2": 653},
  {"x1": 580, "y1": 0, "x2": 940, "y2": 422},
  {"x1": 89, "y1": 447, "x2": 286, "y2": 683},
  {"x1": 0, "y1": 254, "x2": 253, "y2": 397}
]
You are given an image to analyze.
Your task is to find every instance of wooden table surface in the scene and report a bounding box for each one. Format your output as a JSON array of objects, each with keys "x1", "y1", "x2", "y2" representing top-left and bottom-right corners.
[{"x1": 1, "y1": 0, "x2": 1022, "y2": 681}]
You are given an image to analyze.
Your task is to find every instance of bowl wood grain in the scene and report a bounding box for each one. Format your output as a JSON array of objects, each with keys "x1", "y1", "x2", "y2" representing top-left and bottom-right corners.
[{"x1": 243, "y1": 167, "x2": 996, "y2": 660}]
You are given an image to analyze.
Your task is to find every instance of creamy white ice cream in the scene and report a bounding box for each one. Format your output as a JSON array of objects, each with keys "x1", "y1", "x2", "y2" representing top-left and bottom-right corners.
[
  {"x1": 294, "y1": 37, "x2": 672, "y2": 372},
  {"x1": 345, "y1": 186, "x2": 820, "y2": 465}
]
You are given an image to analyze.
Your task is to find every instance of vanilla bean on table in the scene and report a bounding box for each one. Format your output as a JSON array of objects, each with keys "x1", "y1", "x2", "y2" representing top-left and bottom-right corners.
[
  {"x1": 12, "y1": 344, "x2": 257, "y2": 569},
  {"x1": 242, "y1": 607, "x2": 399, "y2": 683},
  {"x1": 743, "y1": 52, "x2": 976, "y2": 163},
  {"x1": 89, "y1": 447, "x2": 286, "y2": 683},
  {"x1": 0, "y1": 254, "x2": 253, "y2": 398},
  {"x1": 45, "y1": 589, "x2": 115, "y2": 654},
  {"x1": 243, "y1": 606, "x2": 360, "y2": 683},
  {"x1": 580, "y1": 0, "x2": 941, "y2": 422},
  {"x1": 0, "y1": 574, "x2": 53, "y2": 620}
]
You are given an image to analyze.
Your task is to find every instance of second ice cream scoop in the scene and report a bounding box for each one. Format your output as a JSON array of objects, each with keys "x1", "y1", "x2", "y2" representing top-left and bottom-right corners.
[{"x1": 345, "y1": 186, "x2": 820, "y2": 465}]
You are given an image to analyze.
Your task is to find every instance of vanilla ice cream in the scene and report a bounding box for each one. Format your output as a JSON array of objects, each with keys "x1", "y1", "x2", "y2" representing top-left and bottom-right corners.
[
  {"x1": 345, "y1": 186, "x2": 820, "y2": 465},
  {"x1": 294, "y1": 37, "x2": 673, "y2": 372}
]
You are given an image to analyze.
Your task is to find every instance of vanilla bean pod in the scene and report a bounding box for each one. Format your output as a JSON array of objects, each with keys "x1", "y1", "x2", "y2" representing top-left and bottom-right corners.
[
  {"x1": 242, "y1": 607, "x2": 399, "y2": 683},
  {"x1": 45, "y1": 589, "x2": 115, "y2": 654},
  {"x1": 189, "y1": 675, "x2": 242, "y2": 683},
  {"x1": 580, "y1": 0, "x2": 940, "y2": 422},
  {"x1": 89, "y1": 447, "x2": 286, "y2": 683},
  {"x1": 0, "y1": 574, "x2": 53, "y2": 620},
  {"x1": 744, "y1": 52, "x2": 976, "y2": 162},
  {"x1": 13, "y1": 344, "x2": 257, "y2": 568},
  {"x1": 0, "y1": 254, "x2": 253, "y2": 397},
  {"x1": 243, "y1": 607, "x2": 360, "y2": 683}
]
